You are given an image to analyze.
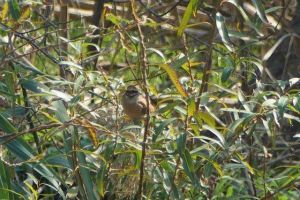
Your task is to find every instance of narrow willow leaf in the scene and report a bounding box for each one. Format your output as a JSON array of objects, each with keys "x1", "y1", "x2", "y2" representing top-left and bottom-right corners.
[
  {"x1": 237, "y1": 41, "x2": 262, "y2": 53},
  {"x1": 226, "y1": 0, "x2": 263, "y2": 36},
  {"x1": 75, "y1": 119, "x2": 99, "y2": 147},
  {"x1": 263, "y1": 34, "x2": 290, "y2": 61},
  {"x1": 181, "y1": 149, "x2": 195, "y2": 182},
  {"x1": 19, "y1": 79, "x2": 49, "y2": 94},
  {"x1": 237, "y1": 89, "x2": 251, "y2": 112},
  {"x1": 177, "y1": 132, "x2": 187, "y2": 155},
  {"x1": 177, "y1": 0, "x2": 201, "y2": 36},
  {"x1": 96, "y1": 164, "x2": 107, "y2": 197},
  {"x1": 196, "y1": 153, "x2": 223, "y2": 177},
  {"x1": 14, "y1": 60, "x2": 48, "y2": 76},
  {"x1": 236, "y1": 153, "x2": 255, "y2": 174},
  {"x1": 202, "y1": 124, "x2": 225, "y2": 146},
  {"x1": 251, "y1": 0, "x2": 269, "y2": 23},
  {"x1": 278, "y1": 96, "x2": 289, "y2": 118},
  {"x1": 194, "y1": 111, "x2": 216, "y2": 128},
  {"x1": 0, "y1": 114, "x2": 17, "y2": 133},
  {"x1": 221, "y1": 67, "x2": 234, "y2": 82},
  {"x1": 2, "y1": 1, "x2": 9, "y2": 20},
  {"x1": 134, "y1": 150, "x2": 142, "y2": 170},
  {"x1": 8, "y1": 0, "x2": 20, "y2": 21},
  {"x1": 153, "y1": 118, "x2": 176, "y2": 142},
  {"x1": 216, "y1": 12, "x2": 234, "y2": 52},
  {"x1": 77, "y1": 149, "x2": 97, "y2": 200},
  {"x1": 188, "y1": 98, "x2": 196, "y2": 116},
  {"x1": 59, "y1": 61, "x2": 83, "y2": 70},
  {"x1": 159, "y1": 64, "x2": 188, "y2": 98},
  {"x1": 0, "y1": 161, "x2": 11, "y2": 200},
  {"x1": 156, "y1": 100, "x2": 182, "y2": 114},
  {"x1": 170, "y1": 51, "x2": 202, "y2": 69},
  {"x1": 228, "y1": 30, "x2": 259, "y2": 41}
]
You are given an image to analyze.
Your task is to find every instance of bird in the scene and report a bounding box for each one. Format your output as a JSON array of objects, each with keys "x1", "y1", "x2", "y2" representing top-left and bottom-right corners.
[{"x1": 122, "y1": 85, "x2": 155, "y2": 119}]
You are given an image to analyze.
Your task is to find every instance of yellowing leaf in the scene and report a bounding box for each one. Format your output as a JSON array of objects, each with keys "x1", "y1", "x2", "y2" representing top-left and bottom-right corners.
[
  {"x1": 2, "y1": 1, "x2": 9, "y2": 20},
  {"x1": 40, "y1": 111, "x2": 61, "y2": 123},
  {"x1": 159, "y1": 64, "x2": 188, "y2": 98},
  {"x1": 75, "y1": 118, "x2": 98, "y2": 147},
  {"x1": 236, "y1": 152, "x2": 255, "y2": 175}
]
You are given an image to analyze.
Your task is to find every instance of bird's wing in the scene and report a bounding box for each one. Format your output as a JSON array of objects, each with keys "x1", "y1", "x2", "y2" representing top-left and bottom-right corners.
[{"x1": 137, "y1": 98, "x2": 155, "y2": 114}]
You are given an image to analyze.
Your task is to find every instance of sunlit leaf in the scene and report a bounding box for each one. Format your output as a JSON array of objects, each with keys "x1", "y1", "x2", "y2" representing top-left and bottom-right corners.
[
  {"x1": 251, "y1": 0, "x2": 269, "y2": 23},
  {"x1": 177, "y1": 0, "x2": 201, "y2": 36},
  {"x1": 216, "y1": 12, "x2": 234, "y2": 52},
  {"x1": 96, "y1": 164, "x2": 107, "y2": 197},
  {"x1": 159, "y1": 64, "x2": 188, "y2": 98},
  {"x1": 278, "y1": 95, "x2": 289, "y2": 118}
]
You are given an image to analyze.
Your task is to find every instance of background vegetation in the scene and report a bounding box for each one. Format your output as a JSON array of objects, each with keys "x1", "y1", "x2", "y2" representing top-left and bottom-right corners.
[{"x1": 0, "y1": 0, "x2": 300, "y2": 199}]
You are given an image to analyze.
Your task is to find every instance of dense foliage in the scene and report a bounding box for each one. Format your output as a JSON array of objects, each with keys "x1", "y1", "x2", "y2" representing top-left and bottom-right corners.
[{"x1": 0, "y1": 0, "x2": 299, "y2": 199}]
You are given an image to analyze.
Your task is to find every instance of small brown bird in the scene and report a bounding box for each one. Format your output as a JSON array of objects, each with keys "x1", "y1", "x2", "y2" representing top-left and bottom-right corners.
[{"x1": 122, "y1": 85, "x2": 155, "y2": 119}]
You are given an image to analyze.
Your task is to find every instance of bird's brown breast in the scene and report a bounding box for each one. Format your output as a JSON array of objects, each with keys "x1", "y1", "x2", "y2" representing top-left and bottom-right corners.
[{"x1": 122, "y1": 94, "x2": 155, "y2": 119}]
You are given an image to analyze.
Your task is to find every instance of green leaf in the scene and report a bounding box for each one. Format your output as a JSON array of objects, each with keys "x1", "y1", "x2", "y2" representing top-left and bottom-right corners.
[
  {"x1": 187, "y1": 98, "x2": 196, "y2": 116},
  {"x1": 221, "y1": 67, "x2": 234, "y2": 83},
  {"x1": 226, "y1": 0, "x2": 263, "y2": 36},
  {"x1": 177, "y1": 0, "x2": 201, "y2": 36},
  {"x1": 0, "y1": 160, "x2": 11, "y2": 200},
  {"x1": 134, "y1": 150, "x2": 142, "y2": 170},
  {"x1": 77, "y1": 150, "x2": 97, "y2": 200},
  {"x1": 251, "y1": 0, "x2": 269, "y2": 23},
  {"x1": 153, "y1": 118, "x2": 176, "y2": 142},
  {"x1": 203, "y1": 124, "x2": 225, "y2": 146},
  {"x1": 156, "y1": 100, "x2": 182, "y2": 114},
  {"x1": 0, "y1": 114, "x2": 17, "y2": 133},
  {"x1": 237, "y1": 89, "x2": 251, "y2": 112},
  {"x1": 278, "y1": 96, "x2": 289, "y2": 118},
  {"x1": 19, "y1": 79, "x2": 49, "y2": 93},
  {"x1": 59, "y1": 61, "x2": 83, "y2": 70},
  {"x1": 170, "y1": 51, "x2": 203, "y2": 69},
  {"x1": 194, "y1": 111, "x2": 215, "y2": 128},
  {"x1": 177, "y1": 132, "x2": 187, "y2": 155},
  {"x1": 228, "y1": 30, "x2": 259, "y2": 41},
  {"x1": 96, "y1": 164, "x2": 107, "y2": 197},
  {"x1": 8, "y1": 0, "x2": 20, "y2": 21},
  {"x1": 216, "y1": 12, "x2": 234, "y2": 52},
  {"x1": 181, "y1": 149, "x2": 195, "y2": 182}
]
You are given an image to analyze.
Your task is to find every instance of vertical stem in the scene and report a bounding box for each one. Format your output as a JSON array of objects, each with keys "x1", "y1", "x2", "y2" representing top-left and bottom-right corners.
[
  {"x1": 196, "y1": 0, "x2": 221, "y2": 110},
  {"x1": 131, "y1": 1, "x2": 150, "y2": 199}
]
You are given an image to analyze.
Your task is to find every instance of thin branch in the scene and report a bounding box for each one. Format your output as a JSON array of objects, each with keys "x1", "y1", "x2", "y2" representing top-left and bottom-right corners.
[{"x1": 131, "y1": 1, "x2": 151, "y2": 199}]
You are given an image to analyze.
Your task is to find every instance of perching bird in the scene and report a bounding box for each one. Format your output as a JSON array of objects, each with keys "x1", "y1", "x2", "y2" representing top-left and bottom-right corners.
[{"x1": 122, "y1": 85, "x2": 155, "y2": 119}]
